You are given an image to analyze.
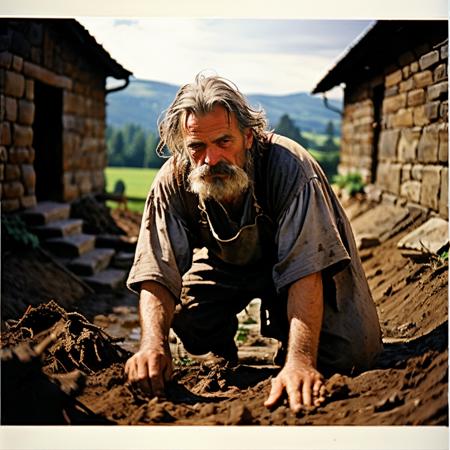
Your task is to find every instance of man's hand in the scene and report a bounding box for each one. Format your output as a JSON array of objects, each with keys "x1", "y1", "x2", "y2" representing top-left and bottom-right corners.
[
  {"x1": 125, "y1": 281, "x2": 176, "y2": 398},
  {"x1": 264, "y1": 271, "x2": 325, "y2": 413},
  {"x1": 125, "y1": 347, "x2": 173, "y2": 398},
  {"x1": 264, "y1": 362, "x2": 325, "y2": 413}
]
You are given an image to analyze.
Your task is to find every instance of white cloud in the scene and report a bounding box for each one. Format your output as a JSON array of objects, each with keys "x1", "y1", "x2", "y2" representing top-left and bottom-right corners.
[{"x1": 77, "y1": 17, "x2": 373, "y2": 98}]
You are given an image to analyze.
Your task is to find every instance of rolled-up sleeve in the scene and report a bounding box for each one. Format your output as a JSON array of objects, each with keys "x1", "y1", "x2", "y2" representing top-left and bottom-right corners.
[
  {"x1": 126, "y1": 187, "x2": 192, "y2": 299},
  {"x1": 273, "y1": 176, "x2": 351, "y2": 293}
]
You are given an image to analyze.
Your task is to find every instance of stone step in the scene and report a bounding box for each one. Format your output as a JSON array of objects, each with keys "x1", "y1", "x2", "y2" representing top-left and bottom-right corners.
[
  {"x1": 82, "y1": 268, "x2": 128, "y2": 292},
  {"x1": 96, "y1": 234, "x2": 137, "y2": 253},
  {"x1": 67, "y1": 248, "x2": 116, "y2": 276},
  {"x1": 45, "y1": 233, "x2": 96, "y2": 258},
  {"x1": 31, "y1": 219, "x2": 84, "y2": 239},
  {"x1": 111, "y1": 251, "x2": 135, "y2": 270},
  {"x1": 21, "y1": 201, "x2": 71, "y2": 226}
]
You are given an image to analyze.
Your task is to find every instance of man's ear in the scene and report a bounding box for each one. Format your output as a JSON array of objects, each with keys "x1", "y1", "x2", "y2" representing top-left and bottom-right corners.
[{"x1": 244, "y1": 128, "x2": 254, "y2": 150}]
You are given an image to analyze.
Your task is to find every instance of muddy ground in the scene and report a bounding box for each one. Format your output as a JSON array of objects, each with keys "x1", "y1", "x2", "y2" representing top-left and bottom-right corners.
[{"x1": 1, "y1": 200, "x2": 448, "y2": 426}]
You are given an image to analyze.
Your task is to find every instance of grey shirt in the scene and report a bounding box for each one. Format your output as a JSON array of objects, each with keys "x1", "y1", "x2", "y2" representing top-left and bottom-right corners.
[{"x1": 128, "y1": 134, "x2": 361, "y2": 306}]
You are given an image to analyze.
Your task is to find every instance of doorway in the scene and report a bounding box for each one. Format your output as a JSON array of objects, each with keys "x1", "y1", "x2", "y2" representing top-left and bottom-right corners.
[{"x1": 32, "y1": 81, "x2": 63, "y2": 201}]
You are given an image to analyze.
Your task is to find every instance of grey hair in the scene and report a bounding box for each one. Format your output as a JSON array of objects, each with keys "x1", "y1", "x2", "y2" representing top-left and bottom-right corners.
[{"x1": 156, "y1": 73, "x2": 268, "y2": 159}]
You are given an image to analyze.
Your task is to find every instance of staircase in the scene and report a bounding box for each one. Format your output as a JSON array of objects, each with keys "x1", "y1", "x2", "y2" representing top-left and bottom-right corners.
[{"x1": 21, "y1": 201, "x2": 135, "y2": 292}]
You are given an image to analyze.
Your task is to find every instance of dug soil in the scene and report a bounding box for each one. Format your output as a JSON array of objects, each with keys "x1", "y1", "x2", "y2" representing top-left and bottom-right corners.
[{"x1": 1, "y1": 200, "x2": 447, "y2": 425}]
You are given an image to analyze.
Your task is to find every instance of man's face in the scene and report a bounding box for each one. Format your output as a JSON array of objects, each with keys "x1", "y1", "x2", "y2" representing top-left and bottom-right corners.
[{"x1": 183, "y1": 105, "x2": 254, "y2": 203}]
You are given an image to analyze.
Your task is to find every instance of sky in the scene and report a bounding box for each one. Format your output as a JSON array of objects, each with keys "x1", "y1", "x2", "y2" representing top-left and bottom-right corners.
[{"x1": 77, "y1": 18, "x2": 375, "y2": 99}]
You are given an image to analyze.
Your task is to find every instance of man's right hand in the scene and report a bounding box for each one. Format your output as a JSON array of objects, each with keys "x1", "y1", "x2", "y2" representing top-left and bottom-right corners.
[{"x1": 124, "y1": 347, "x2": 173, "y2": 398}]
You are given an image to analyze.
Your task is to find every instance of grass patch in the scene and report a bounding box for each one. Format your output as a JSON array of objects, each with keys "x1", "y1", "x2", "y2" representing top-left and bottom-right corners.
[{"x1": 105, "y1": 167, "x2": 159, "y2": 213}]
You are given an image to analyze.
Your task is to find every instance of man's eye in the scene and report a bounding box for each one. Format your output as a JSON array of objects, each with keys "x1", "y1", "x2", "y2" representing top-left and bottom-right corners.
[{"x1": 219, "y1": 138, "x2": 231, "y2": 145}]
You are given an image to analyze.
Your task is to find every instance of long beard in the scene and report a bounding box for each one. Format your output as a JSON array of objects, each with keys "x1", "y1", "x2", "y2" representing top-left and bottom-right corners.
[{"x1": 188, "y1": 160, "x2": 250, "y2": 203}]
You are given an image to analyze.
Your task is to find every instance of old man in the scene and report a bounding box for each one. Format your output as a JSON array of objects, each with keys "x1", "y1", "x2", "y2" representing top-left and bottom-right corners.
[{"x1": 125, "y1": 74, "x2": 382, "y2": 412}]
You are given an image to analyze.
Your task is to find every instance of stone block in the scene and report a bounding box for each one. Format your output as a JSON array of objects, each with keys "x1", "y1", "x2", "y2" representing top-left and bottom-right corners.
[
  {"x1": 8, "y1": 147, "x2": 30, "y2": 164},
  {"x1": 13, "y1": 124, "x2": 33, "y2": 147},
  {"x1": 420, "y1": 165, "x2": 441, "y2": 210},
  {"x1": 385, "y1": 70, "x2": 403, "y2": 87},
  {"x1": 399, "y1": 78, "x2": 414, "y2": 93},
  {"x1": 400, "y1": 180, "x2": 421, "y2": 203},
  {"x1": 419, "y1": 50, "x2": 440, "y2": 70},
  {"x1": 63, "y1": 183, "x2": 79, "y2": 202},
  {"x1": 23, "y1": 62, "x2": 72, "y2": 90},
  {"x1": 5, "y1": 164, "x2": 20, "y2": 181},
  {"x1": 376, "y1": 162, "x2": 401, "y2": 195},
  {"x1": 397, "y1": 128, "x2": 421, "y2": 162},
  {"x1": 424, "y1": 101, "x2": 440, "y2": 121},
  {"x1": 438, "y1": 123, "x2": 448, "y2": 162},
  {"x1": 383, "y1": 93, "x2": 407, "y2": 114},
  {"x1": 0, "y1": 146, "x2": 7, "y2": 162},
  {"x1": 12, "y1": 55, "x2": 23, "y2": 72},
  {"x1": 21, "y1": 164, "x2": 36, "y2": 194},
  {"x1": 402, "y1": 163, "x2": 412, "y2": 182},
  {"x1": 0, "y1": 52, "x2": 12, "y2": 69},
  {"x1": 21, "y1": 194, "x2": 37, "y2": 209},
  {"x1": 18, "y1": 99, "x2": 35, "y2": 125},
  {"x1": 411, "y1": 164, "x2": 424, "y2": 181},
  {"x1": 63, "y1": 91, "x2": 79, "y2": 114},
  {"x1": 427, "y1": 81, "x2": 448, "y2": 101},
  {"x1": 410, "y1": 62, "x2": 419, "y2": 73},
  {"x1": 402, "y1": 66, "x2": 410, "y2": 79},
  {"x1": 2, "y1": 198, "x2": 20, "y2": 212},
  {"x1": 434, "y1": 64, "x2": 447, "y2": 83},
  {"x1": 1, "y1": 122, "x2": 11, "y2": 145},
  {"x1": 413, "y1": 105, "x2": 429, "y2": 127},
  {"x1": 3, "y1": 180, "x2": 24, "y2": 199},
  {"x1": 417, "y1": 124, "x2": 439, "y2": 162},
  {"x1": 5, "y1": 71, "x2": 25, "y2": 98},
  {"x1": 407, "y1": 89, "x2": 425, "y2": 106},
  {"x1": 439, "y1": 167, "x2": 448, "y2": 219},
  {"x1": 440, "y1": 101, "x2": 448, "y2": 120},
  {"x1": 413, "y1": 71, "x2": 433, "y2": 89},
  {"x1": 25, "y1": 79, "x2": 34, "y2": 101},
  {"x1": 5, "y1": 96, "x2": 17, "y2": 121},
  {"x1": 441, "y1": 44, "x2": 448, "y2": 60},
  {"x1": 391, "y1": 108, "x2": 413, "y2": 128},
  {"x1": 385, "y1": 86, "x2": 399, "y2": 97},
  {"x1": 378, "y1": 129, "x2": 400, "y2": 160},
  {"x1": 398, "y1": 217, "x2": 448, "y2": 254}
]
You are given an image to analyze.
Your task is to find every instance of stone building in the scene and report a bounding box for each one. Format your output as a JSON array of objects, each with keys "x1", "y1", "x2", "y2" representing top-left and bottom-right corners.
[
  {"x1": 0, "y1": 19, "x2": 131, "y2": 212},
  {"x1": 313, "y1": 20, "x2": 448, "y2": 219}
]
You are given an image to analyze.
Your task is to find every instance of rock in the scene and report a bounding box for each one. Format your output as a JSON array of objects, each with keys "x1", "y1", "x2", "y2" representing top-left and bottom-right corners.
[{"x1": 397, "y1": 217, "x2": 449, "y2": 256}]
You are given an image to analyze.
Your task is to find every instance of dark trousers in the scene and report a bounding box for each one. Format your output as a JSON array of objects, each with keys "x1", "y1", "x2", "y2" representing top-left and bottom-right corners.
[{"x1": 172, "y1": 247, "x2": 383, "y2": 374}]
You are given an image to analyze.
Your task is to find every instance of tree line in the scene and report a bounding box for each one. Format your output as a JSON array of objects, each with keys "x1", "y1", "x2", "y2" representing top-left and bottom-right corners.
[{"x1": 106, "y1": 115, "x2": 339, "y2": 174}]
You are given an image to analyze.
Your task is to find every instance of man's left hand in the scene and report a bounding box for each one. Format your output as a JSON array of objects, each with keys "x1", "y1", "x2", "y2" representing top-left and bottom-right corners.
[{"x1": 264, "y1": 362, "x2": 326, "y2": 413}]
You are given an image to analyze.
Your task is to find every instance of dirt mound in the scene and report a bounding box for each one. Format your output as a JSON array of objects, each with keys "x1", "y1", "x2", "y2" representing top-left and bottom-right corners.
[{"x1": 1, "y1": 201, "x2": 447, "y2": 426}]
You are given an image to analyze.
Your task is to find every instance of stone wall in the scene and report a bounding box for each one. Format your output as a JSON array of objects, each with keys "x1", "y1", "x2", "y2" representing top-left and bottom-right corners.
[
  {"x1": 0, "y1": 22, "x2": 108, "y2": 212},
  {"x1": 339, "y1": 41, "x2": 448, "y2": 219}
]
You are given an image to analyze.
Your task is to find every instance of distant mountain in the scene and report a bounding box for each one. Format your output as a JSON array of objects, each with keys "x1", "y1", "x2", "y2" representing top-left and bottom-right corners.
[{"x1": 106, "y1": 78, "x2": 342, "y2": 135}]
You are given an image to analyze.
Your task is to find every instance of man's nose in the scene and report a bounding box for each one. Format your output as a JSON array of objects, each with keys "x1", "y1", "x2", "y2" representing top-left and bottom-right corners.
[{"x1": 204, "y1": 146, "x2": 221, "y2": 166}]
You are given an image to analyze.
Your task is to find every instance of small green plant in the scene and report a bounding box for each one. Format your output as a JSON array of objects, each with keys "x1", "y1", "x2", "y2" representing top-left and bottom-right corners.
[
  {"x1": 438, "y1": 249, "x2": 448, "y2": 263},
  {"x1": 174, "y1": 356, "x2": 195, "y2": 367},
  {"x1": 333, "y1": 171, "x2": 365, "y2": 196},
  {"x1": 2, "y1": 215, "x2": 39, "y2": 249}
]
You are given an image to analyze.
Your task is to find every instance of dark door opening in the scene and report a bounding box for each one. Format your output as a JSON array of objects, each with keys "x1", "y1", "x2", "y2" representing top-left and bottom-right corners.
[
  {"x1": 32, "y1": 81, "x2": 63, "y2": 201},
  {"x1": 370, "y1": 84, "x2": 384, "y2": 183}
]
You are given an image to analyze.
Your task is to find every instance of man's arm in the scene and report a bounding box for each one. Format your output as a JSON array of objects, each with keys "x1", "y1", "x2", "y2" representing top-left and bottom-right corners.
[
  {"x1": 124, "y1": 280, "x2": 175, "y2": 397},
  {"x1": 264, "y1": 271, "x2": 325, "y2": 412}
]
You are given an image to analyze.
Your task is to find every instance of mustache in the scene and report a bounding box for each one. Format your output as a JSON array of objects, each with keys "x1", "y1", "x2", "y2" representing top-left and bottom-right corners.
[{"x1": 191, "y1": 161, "x2": 239, "y2": 178}]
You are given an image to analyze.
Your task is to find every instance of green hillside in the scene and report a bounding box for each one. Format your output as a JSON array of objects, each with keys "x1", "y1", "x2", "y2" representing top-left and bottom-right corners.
[{"x1": 106, "y1": 78, "x2": 342, "y2": 136}]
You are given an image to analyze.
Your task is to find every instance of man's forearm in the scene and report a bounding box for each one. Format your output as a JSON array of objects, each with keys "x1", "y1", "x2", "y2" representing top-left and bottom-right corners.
[
  {"x1": 139, "y1": 281, "x2": 176, "y2": 353},
  {"x1": 285, "y1": 272, "x2": 323, "y2": 368}
]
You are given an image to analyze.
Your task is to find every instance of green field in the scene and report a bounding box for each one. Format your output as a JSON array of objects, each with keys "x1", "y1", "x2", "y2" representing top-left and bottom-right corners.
[{"x1": 105, "y1": 167, "x2": 159, "y2": 212}]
